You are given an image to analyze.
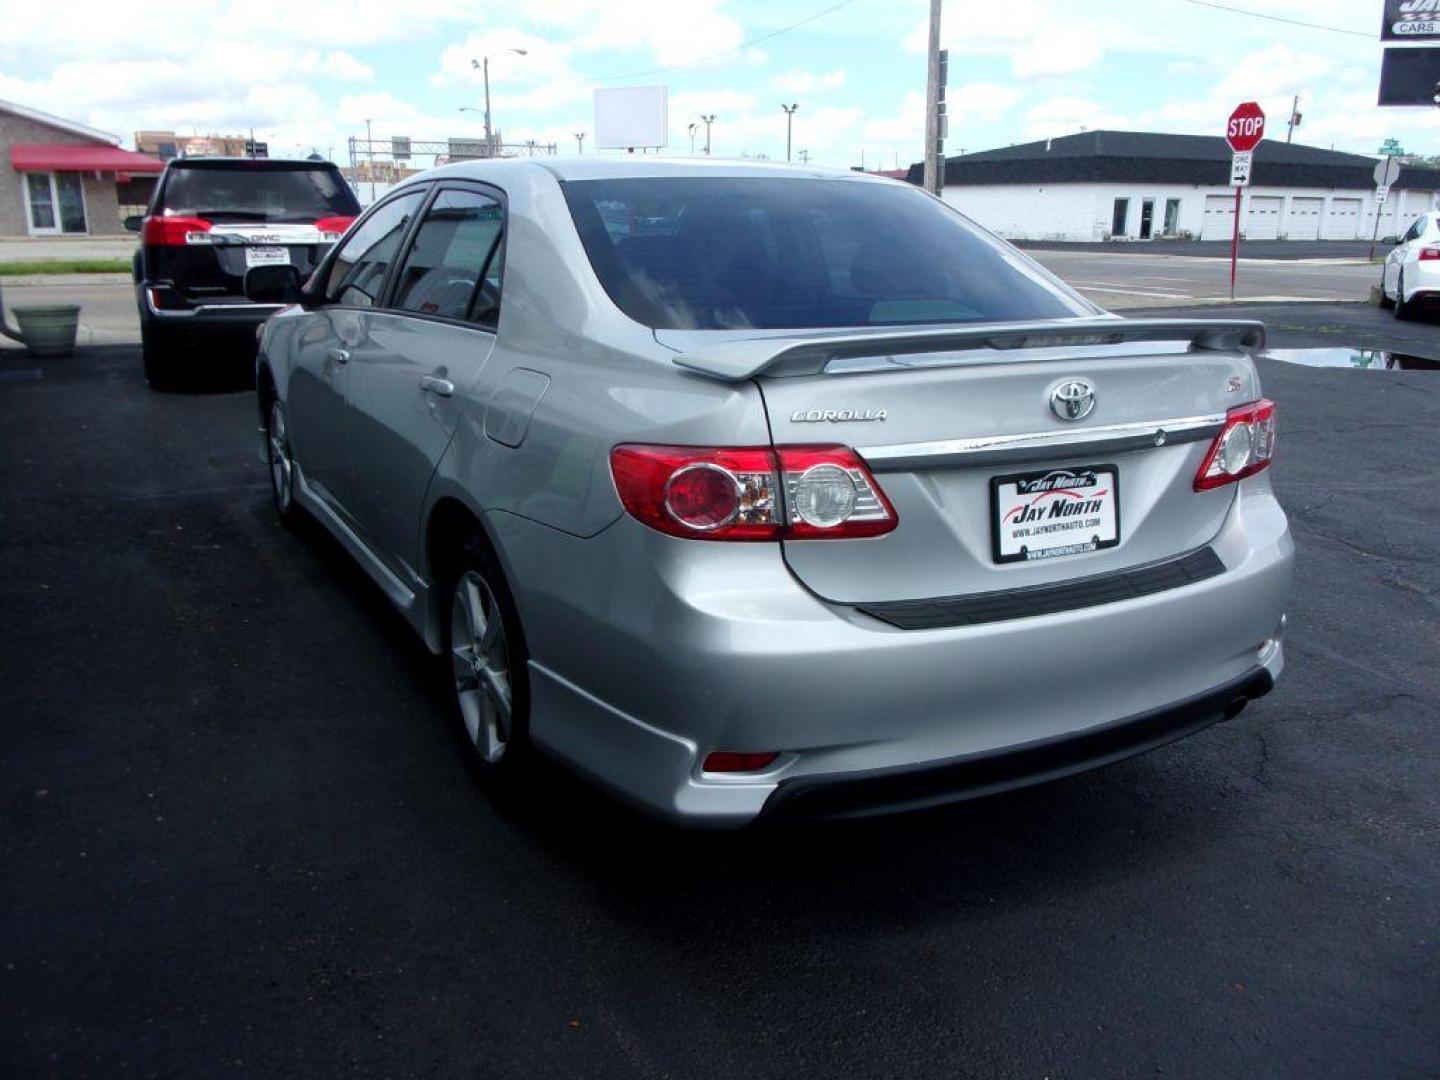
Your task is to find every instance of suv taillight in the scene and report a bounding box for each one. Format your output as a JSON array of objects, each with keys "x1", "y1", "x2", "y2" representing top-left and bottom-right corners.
[
  {"x1": 315, "y1": 215, "x2": 355, "y2": 242},
  {"x1": 141, "y1": 215, "x2": 212, "y2": 245},
  {"x1": 1419, "y1": 246, "x2": 1440, "y2": 261},
  {"x1": 1194, "y1": 399, "x2": 1276, "y2": 491},
  {"x1": 610, "y1": 444, "x2": 897, "y2": 541}
]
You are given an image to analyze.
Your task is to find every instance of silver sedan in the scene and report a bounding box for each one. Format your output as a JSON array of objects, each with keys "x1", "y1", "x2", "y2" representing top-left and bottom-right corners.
[{"x1": 248, "y1": 158, "x2": 1293, "y2": 827}]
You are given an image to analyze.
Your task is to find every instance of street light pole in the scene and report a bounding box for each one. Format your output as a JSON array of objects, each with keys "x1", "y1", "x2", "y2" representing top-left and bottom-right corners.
[
  {"x1": 781, "y1": 103, "x2": 799, "y2": 162},
  {"x1": 687, "y1": 123, "x2": 698, "y2": 155},
  {"x1": 701, "y1": 114, "x2": 716, "y2": 155},
  {"x1": 471, "y1": 49, "x2": 528, "y2": 157},
  {"x1": 364, "y1": 117, "x2": 374, "y2": 203},
  {"x1": 574, "y1": 132, "x2": 585, "y2": 154}
]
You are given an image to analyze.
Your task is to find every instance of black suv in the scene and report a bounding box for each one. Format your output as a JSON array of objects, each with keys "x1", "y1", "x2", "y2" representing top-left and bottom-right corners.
[{"x1": 129, "y1": 158, "x2": 360, "y2": 387}]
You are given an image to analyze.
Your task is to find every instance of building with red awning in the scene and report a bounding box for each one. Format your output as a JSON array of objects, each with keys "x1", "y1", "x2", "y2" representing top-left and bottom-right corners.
[{"x1": 2, "y1": 98, "x2": 164, "y2": 238}]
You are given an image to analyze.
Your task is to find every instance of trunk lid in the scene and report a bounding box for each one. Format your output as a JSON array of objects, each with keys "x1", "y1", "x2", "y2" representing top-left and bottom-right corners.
[{"x1": 657, "y1": 320, "x2": 1262, "y2": 604}]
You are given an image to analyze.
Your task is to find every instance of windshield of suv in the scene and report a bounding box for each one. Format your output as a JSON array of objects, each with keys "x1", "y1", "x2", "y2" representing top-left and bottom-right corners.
[
  {"x1": 161, "y1": 164, "x2": 360, "y2": 223},
  {"x1": 562, "y1": 176, "x2": 1096, "y2": 330}
]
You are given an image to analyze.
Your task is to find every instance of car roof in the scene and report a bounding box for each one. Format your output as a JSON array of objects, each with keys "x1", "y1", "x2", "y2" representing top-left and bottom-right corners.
[
  {"x1": 404, "y1": 156, "x2": 903, "y2": 187},
  {"x1": 166, "y1": 157, "x2": 340, "y2": 168}
]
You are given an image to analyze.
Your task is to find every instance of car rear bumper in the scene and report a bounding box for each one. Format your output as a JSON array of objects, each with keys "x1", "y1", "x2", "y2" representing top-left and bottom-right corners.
[
  {"x1": 142, "y1": 286, "x2": 282, "y2": 340},
  {"x1": 496, "y1": 475, "x2": 1293, "y2": 829},
  {"x1": 761, "y1": 666, "x2": 1274, "y2": 820}
]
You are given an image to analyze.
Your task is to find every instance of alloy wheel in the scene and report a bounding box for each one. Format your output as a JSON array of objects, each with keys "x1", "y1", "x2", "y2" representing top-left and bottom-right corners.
[
  {"x1": 267, "y1": 400, "x2": 293, "y2": 513},
  {"x1": 450, "y1": 570, "x2": 513, "y2": 764}
]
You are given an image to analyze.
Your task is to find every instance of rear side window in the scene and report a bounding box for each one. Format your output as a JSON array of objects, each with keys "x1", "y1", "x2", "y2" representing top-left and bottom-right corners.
[
  {"x1": 325, "y1": 191, "x2": 424, "y2": 307},
  {"x1": 562, "y1": 177, "x2": 1094, "y2": 330},
  {"x1": 392, "y1": 189, "x2": 505, "y2": 327},
  {"x1": 161, "y1": 164, "x2": 359, "y2": 223}
]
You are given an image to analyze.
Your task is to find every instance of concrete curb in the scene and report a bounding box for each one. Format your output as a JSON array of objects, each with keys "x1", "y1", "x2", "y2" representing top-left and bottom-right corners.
[{"x1": 1, "y1": 273, "x2": 132, "y2": 286}]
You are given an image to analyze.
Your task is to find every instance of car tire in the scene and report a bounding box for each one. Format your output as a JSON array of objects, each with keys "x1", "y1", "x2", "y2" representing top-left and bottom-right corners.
[
  {"x1": 1378, "y1": 273, "x2": 1395, "y2": 309},
  {"x1": 141, "y1": 327, "x2": 179, "y2": 389},
  {"x1": 1394, "y1": 271, "x2": 1412, "y2": 320},
  {"x1": 442, "y1": 533, "x2": 533, "y2": 787},
  {"x1": 264, "y1": 398, "x2": 303, "y2": 526}
]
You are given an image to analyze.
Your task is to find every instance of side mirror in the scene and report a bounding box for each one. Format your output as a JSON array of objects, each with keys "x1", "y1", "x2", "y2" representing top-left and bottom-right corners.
[
  {"x1": 123, "y1": 214, "x2": 143, "y2": 233},
  {"x1": 244, "y1": 264, "x2": 304, "y2": 305}
]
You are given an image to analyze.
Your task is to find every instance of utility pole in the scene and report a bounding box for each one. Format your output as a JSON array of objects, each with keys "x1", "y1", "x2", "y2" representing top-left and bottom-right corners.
[
  {"x1": 701, "y1": 114, "x2": 716, "y2": 155},
  {"x1": 574, "y1": 132, "x2": 585, "y2": 154},
  {"x1": 798, "y1": 148, "x2": 809, "y2": 164},
  {"x1": 1286, "y1": 94, "x2": 1301, "y2": 143},
  {"x1": 922, "y1": 0, "x2": 944, "y2": 195},
  {"x1": 781, "y1": 103, "x2": 799, "y2": 162}
]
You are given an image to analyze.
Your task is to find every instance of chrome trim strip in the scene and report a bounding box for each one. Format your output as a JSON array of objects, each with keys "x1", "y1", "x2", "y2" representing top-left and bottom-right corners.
[
  {"x1": 857, "y1": 413, "x2": 1226, "y2": 471},
  {"x1": 145, "y1": 292, "x2": 283, "y2": 319}
]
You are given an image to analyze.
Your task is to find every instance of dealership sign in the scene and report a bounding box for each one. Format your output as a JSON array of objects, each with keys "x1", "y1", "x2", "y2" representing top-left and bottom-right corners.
[{"x1": 1382, "y1": 0, "x2": 1440, "y2": 40}]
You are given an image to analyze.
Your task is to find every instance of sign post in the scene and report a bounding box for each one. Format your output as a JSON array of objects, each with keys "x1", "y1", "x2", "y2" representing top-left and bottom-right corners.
[
  {"x1": 1369, "y1": 155, "x2": 1403, "y2": 261},
  {"x1": 1224, "y1": 102, "x2": 1265, "y2": 300}
]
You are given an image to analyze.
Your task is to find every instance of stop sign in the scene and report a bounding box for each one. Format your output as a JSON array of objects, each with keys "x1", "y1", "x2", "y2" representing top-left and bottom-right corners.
[{"x1": 1226, "y1": 102, "x2": 1266, "y2": 152}]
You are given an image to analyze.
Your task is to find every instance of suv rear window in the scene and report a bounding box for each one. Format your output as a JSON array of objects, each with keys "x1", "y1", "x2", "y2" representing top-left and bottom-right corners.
[
  {"x1": 562, "y1": 177, "x2": 1094, "y2": 330},
  {"x1": 159, "y1": 163, "x2": 360, "y2": 223}
]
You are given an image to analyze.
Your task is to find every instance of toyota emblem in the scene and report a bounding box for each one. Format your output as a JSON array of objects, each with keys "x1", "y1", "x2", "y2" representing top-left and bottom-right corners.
[{"x1": 1050, "y1": 380, "x2": 1096, "y2": 422}]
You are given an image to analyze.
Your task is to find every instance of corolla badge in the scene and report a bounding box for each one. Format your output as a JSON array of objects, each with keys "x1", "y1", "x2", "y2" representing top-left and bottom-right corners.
[
  {"x1": 1050, "y1": 379, "x2": 1096, "y2": 422},
  {"x1": 790, "y1": 408, "x2": 887, "y2": 423}
]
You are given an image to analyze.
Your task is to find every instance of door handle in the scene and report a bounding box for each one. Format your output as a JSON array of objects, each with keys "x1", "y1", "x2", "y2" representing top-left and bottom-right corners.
[
  {"x1": 420, "y1": 374, "x2": 456, "y2": 397},
  {"x1": 328, "y1": 348, "x2": 350, "y2": 364}
]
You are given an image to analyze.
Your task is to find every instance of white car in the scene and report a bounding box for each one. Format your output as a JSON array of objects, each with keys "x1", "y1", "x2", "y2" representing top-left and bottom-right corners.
[{"x1": 1380, "y1": 211, "x2": 1440, "y2": 318}]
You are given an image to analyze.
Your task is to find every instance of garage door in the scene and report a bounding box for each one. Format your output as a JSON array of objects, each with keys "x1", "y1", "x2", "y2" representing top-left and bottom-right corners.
[
  {"x1": 1201, "y1": 194, "x2": 1235, "y2": 240},
  {"x1": 1324, "y1": 197, "x2": 1362, "y2": 240},
  {"x1": 1246, "y1": 196, "x2": 1282, "y2": 240},
  {"x1": 1288, "y1": 197, "x2": 1322, "y2": 240}
]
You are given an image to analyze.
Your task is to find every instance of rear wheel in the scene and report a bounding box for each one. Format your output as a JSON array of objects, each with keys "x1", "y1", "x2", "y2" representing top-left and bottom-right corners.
[
  {"x1": 1394, "y1": 271, "x2": 1412, "y2": 320},
  {"x1": 443, "y1": 537, "x2": 532, "y2": 783},
  {"x1": 141, "y1": 326, "x2": 179, "y2": 389},
  {"x1": 1378, "y1": 270, "x2": 1395, "y2": 309},
  {"x1": 265, "y1": 399, "x2": 302, "y2": 525}
]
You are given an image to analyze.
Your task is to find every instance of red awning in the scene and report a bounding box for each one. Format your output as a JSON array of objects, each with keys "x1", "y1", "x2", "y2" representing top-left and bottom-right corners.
[{"x1": 9, "y1": 143, "x2": 164, "y2": 174}]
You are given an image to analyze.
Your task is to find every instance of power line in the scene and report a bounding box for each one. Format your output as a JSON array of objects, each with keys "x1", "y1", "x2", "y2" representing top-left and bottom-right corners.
[
  {"x1": 588, "y1": 0, "x2": 856, "y2": 83},
  {"x1": 1184, "y1": 0, "x2": 1372, "y2": 39}
]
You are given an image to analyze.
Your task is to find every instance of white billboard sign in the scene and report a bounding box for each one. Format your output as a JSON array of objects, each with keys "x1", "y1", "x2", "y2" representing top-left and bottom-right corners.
[{"x1": 594, "y1": 86, "x2": 669, "y2": 150}]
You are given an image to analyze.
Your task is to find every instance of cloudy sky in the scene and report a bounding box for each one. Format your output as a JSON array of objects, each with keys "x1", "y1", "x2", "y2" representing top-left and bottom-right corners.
[{"x1": 0, "y1": 0, "x2": 1432, "y2": 167}]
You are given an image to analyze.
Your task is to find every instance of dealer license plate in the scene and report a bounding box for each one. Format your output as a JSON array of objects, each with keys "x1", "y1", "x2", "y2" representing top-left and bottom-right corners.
[
  {"x1": 991, "y1": 464, "x2": 1120, "y2": 563},
  {"x1": 244, "y1": 246, "x2": 289, "y2": 268}
]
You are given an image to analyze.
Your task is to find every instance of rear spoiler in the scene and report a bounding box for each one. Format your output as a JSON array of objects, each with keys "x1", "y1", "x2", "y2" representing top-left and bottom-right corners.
[{"x1": 671, "y1": 318, "x2": 1266, "y2": 382}]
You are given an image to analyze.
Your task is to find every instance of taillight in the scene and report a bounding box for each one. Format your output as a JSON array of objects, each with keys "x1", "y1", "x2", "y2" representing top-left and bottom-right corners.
[
  {"x1": 1419, "y1": 247, "x2": 1440, "y2": 261},
  {"x1": 1194, "y1": 399, "x2": 1276, "y2": 491},
  {"x1": 609, "y1": 444, "x2": 897, "y2": 541},
  {"x1": 315, "y1": 215, "x2": 355, "y2": 242},
  {"x1": 141, "y1": 215, "x2": 212, "y2": 245}
]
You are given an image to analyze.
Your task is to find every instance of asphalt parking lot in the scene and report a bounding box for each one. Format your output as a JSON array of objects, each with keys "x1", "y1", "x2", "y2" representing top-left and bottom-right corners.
[{"x1": 2, "y1": 304, "x2": 1437, "y2": 1078}]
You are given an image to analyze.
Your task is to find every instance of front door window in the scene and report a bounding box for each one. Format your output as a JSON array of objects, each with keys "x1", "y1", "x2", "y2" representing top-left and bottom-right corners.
[
  {"x1": 24, "y1": 172, "x2": 87, "y2": 235},
  {"x1": 56, "y1": 173, "x2": 87, "y2": 233}
]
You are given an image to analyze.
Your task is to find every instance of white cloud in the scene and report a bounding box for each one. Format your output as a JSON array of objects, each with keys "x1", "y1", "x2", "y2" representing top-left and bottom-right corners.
[
  {"x1": 773, "y1": 69, "x2": 847, "y2": 94},
  {"x1": 1012, "y1": 27, "x2": 1103, "y2": 77}
]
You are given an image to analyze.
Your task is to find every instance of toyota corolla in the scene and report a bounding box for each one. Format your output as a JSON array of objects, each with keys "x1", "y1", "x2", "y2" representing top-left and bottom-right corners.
[{"x1": 247, "y1": 159, "x2": 1293, "y2": 827}]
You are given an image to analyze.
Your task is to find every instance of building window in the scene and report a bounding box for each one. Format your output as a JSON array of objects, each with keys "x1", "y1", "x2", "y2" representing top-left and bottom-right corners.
[
  {"x1": 1163, "y1": 198, "x2": 1182, "y2": 236},
  {"x1": 22, "y1": 171, "x2": 88, "y2": 235},
  {"x1": 1139, "y1": 198, "x2": 1155, "y2": 240},
  {"x1": 1111, "y1": 198, "x2": 1129, "y2": 237}
]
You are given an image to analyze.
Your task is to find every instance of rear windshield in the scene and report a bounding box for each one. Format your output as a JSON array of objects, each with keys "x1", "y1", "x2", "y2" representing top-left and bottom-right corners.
[
  {"x1": 160, "y1": 164, "x2": 360, "y2": 223},
  {"x1": 562, "y1": 177, "x2": 1094, "y2": 330}
]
